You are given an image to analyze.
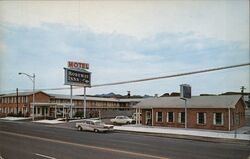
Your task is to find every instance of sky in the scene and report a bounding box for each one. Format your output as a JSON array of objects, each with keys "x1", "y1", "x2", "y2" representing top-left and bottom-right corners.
[{"x1": 0, "y1": 0, "x2": 249, "y2": 96}]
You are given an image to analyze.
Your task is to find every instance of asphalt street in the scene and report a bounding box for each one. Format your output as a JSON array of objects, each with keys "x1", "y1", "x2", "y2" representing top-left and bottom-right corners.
[{"x1": 0, "y1": 120, "x2": 249, "y2": 159}]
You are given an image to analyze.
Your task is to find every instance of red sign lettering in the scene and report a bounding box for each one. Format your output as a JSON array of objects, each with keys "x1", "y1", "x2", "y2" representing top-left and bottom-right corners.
[{"x1": 68, "y1": 61, "x2": 89, "y2": 69}]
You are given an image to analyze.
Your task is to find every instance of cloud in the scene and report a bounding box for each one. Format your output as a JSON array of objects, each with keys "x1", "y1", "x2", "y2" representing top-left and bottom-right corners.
[
  {"x1": 0, "y1": 22, "x2": 249, "y2": 96},
  {"x1": 0, "y1": 1, "x2": 248, "y2": 44}
]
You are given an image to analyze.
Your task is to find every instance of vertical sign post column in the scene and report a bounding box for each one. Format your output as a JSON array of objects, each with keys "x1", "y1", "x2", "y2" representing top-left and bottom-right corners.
[
  {"x1": 180, "y1": 84, "x2": 191, "y2": 129},
  {"x1": 84, "y1": 87, "x2": 86, "y2": 118},
  {"x1": 70, "y1": 85, "x2": 73, "y2": 118}
]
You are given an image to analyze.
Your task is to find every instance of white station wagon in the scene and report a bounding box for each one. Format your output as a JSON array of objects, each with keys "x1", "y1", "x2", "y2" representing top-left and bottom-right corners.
[{"x1": 76, "y1": 119, "x2": 114, "y2": 133}]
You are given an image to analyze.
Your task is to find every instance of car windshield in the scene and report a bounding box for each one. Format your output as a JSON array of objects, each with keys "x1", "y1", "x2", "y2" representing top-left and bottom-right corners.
[{"x1": 94, "y1": 121, "x2": 104, "y2": 125}]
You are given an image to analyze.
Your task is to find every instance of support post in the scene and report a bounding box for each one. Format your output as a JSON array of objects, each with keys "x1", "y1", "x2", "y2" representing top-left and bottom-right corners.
[
  {"x1": 63, "y1": 105, "x2": 65, "y2": 118},
  {"x1": 84, "y1": 87, "x2": 86, "y2": 118},
  {"x1": 54, "y1": 106, "x2": 57, "y2": 118},
  {"x1": 70, "y1": 85, "x2": 73, "y2": 118},
  {"x1": 152, "y1": 108, "x2": 154, "y2": 126},
  {"x1": 185, "y1": 99, "x2": 187, "y2": 128},
  {"x1": 139, "y1": 108, "x2": 141, "y2": 125},
  {"x1": 135, "y1": 108, "x2": 138, "y2": 125},
  {"x1": 32, "y1": 74, "x2": 35, "y2": 121},
  {"x1": 228, "y1": 107, "x2": 231, "y2": 131}
]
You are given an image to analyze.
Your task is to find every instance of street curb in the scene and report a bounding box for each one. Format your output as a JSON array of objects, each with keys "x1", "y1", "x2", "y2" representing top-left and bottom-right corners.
[{"x1": 114, "y1": 130, "x2": 250, "y2": 145}]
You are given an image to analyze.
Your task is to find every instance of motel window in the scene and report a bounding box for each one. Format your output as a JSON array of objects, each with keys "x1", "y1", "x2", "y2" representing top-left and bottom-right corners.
[
  {"x1": 156, "y1": 112, "x2": 163, "y2": 122},
  {"x1": 213, "y1": 112, "x2": 223, "y2": 125},
  {"x1": 167, "y1": 112, "x2": 174, "y2": 123},
  {"x1": 196, "y1": 112, "x2": 206, "y2": 125},
  {"x1": 22, "y1": 97, "x2": 27, "y2": 104},
  {"x1": 178, "y1": 112, "x2": 185, "y2": 123},
  {"x1": 23, "y1": 107, "x2": 26, "y2": 113}
]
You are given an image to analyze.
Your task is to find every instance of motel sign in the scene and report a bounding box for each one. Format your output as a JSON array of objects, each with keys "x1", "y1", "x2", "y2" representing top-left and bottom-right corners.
[
  {"x1": 68, "y1": 61, "x2": 89, "y2": 70},
  {"x1": 64, "y1": 61, "x2": 91, "y2": 87}
]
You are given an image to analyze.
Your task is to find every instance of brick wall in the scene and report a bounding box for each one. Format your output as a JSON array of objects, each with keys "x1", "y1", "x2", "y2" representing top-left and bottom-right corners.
[
  {"x1": 140, "y1": 99, "x2": 246, "y2": 131},
  {"x1": 0, "y1": 92, "x2": 50, "y2": 115}
]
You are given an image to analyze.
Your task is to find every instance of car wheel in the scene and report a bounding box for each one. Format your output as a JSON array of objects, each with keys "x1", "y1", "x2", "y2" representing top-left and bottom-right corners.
[
  {"x1": 126, "y1": 121, "x2": 130, "y2": 124},
  {"x1": 78, "y1": 126, "x2": 82, "y2": 131},
  {"x1": 94, "y1": 129, "x2": 99, "y2": 133}
]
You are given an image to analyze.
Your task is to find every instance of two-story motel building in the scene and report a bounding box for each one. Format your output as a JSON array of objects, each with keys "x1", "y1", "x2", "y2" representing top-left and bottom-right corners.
[{"x1": 0, "y1": 91, "x2": 142, "y2": 118}]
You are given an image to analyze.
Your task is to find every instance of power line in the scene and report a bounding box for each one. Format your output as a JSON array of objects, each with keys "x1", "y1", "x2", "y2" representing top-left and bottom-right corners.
[
  {"x1": 91, "y1": 62, "x2": 250, "y2": 87},
  {"x1": 1, "y1": 62, "x2": 249, "y2": 93}
]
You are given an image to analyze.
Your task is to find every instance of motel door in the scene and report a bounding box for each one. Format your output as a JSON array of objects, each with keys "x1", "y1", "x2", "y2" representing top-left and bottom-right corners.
[
  {"x1": 145, "y1": 110, "x2": 152, "y2": 125},
  {"x1": 42, "y1": 108, "x2": 45, "y2": 116}
]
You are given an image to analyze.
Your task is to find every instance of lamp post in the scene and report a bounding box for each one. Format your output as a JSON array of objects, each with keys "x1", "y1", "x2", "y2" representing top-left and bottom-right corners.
[{"x1": 18, "y1": 72, "x2": 35, "y2": 121}]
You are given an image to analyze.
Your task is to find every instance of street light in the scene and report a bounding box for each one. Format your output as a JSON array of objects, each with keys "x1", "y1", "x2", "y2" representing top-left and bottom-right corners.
[{"x1": 18, "y1": 72, "x2": 35, "y2": 121}]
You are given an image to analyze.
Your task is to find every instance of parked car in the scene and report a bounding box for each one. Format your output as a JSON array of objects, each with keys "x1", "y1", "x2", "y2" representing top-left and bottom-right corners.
[
  {"x1": 110, "y1": 116, "x2": 134, "y2": 124},
  {"x1": 76, "y1": 119, "x2": 114, "y2": 133}
]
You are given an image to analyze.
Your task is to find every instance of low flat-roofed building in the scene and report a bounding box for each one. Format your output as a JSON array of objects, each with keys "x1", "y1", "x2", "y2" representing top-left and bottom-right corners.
[{"x1": 134, "y1": 95, "x2": 246, "y2": 131}]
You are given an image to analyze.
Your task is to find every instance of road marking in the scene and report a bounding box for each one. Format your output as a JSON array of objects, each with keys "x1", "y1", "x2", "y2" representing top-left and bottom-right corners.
[
  {"x1": 34, "y1": 153, "x2": 56, "y2": 159},
  {"x1": 0, "y1": 130, "x2": 169, "y2": 159},
  {"x1": 109, "y1": 139, "x2": 150, "y2": 146}
]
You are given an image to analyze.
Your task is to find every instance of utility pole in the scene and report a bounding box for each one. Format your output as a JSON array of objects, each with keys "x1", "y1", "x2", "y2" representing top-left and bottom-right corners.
[{"x1": 16, "y1": 88, "x2": 19, "y2": 115}]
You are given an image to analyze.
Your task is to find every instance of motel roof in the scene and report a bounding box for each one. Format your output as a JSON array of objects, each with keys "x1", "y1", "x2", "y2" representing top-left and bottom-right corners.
[
  {"x1": 49, "y1": 94, "x2": 144, "y2": 102},
  {"x1": 0, "y1": 91, "x2": 144, "y2": 103},
  {"x1": 50, "y1": 94, "x2": 121, "y2": 102},
  {"x1": 0, "y1": 91, "x2": 49, "y2": 97},
  {"x1": 134, "y1": 95, "x2": 244, "y2": 109}
]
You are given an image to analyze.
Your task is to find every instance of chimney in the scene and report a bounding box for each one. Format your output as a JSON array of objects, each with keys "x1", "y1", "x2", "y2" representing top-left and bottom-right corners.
[
  {"x1": 127, "y1": 91, "x2": 131, "y2": 98},
  {"x1": 240, "y1": 86, "x2": 246, "y2": 97}
]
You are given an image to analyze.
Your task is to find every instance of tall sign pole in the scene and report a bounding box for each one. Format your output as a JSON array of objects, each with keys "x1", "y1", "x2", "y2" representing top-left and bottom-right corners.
[
  {"x1": 84, "y1": 87, "x2": 87, "y2": 118},
  {"x1": 180, "y1": 84, "x2": 191, "y2": 129},
  {"x1": 70, "y1": 85, "x2": 73, "y2": 118}
]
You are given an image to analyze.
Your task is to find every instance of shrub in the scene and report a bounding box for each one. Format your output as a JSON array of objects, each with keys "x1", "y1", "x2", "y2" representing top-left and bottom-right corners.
[{"x1": 74, "y1": 111, "x2": 84, "y2": 118}]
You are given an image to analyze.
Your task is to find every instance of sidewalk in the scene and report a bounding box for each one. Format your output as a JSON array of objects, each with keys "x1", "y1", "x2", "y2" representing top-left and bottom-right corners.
[
  {"x1": 114, "y1": 125, "x2": 250, "y2": 141},
  {"x1": 0, "y1": 117, "x2": 31, "y2": 121}
]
